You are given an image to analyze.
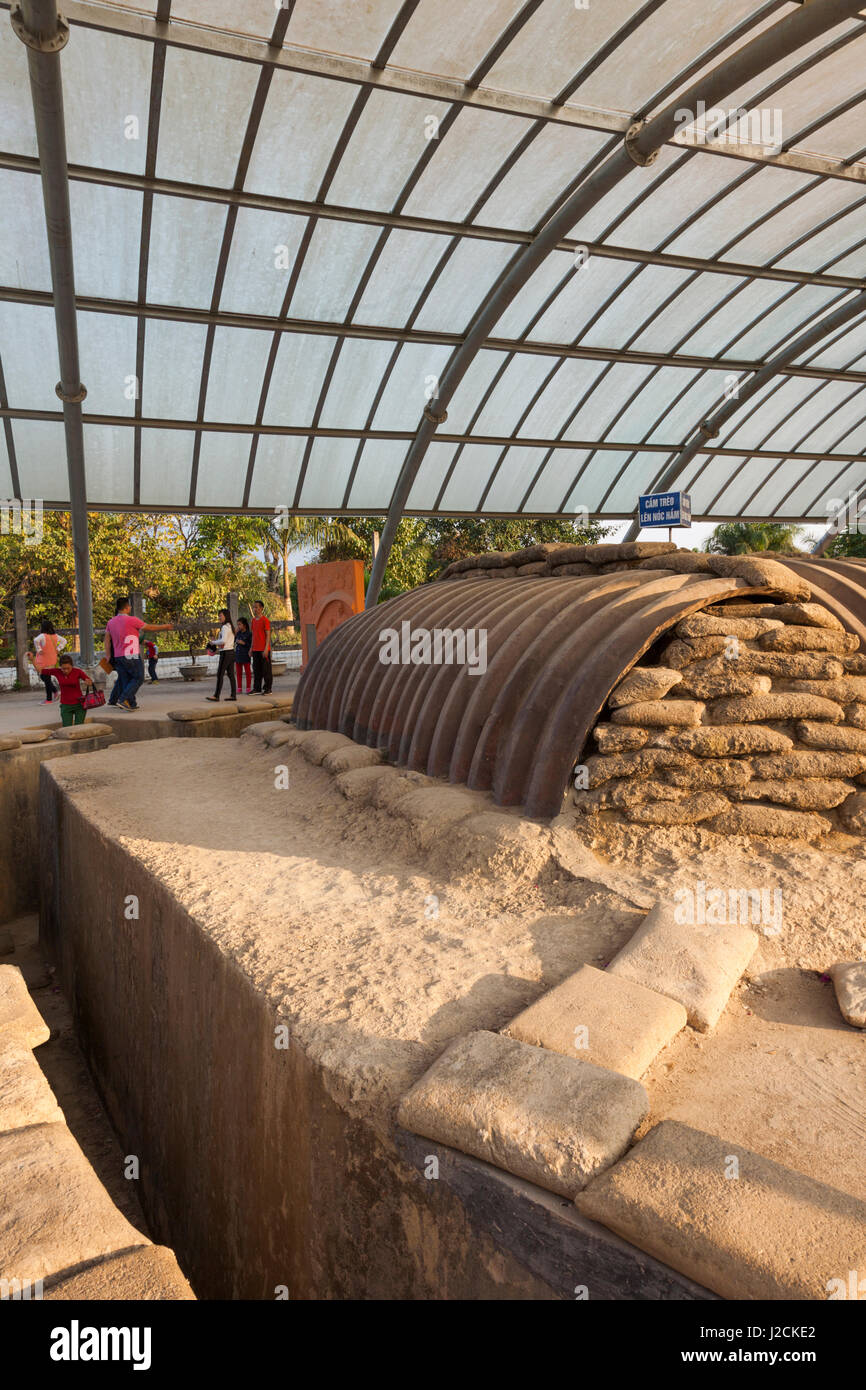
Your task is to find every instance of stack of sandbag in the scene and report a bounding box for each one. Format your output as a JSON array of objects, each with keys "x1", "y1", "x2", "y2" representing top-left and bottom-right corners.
[{"x1": 577, "y1": 599, "x2": 866, "y2": 840}]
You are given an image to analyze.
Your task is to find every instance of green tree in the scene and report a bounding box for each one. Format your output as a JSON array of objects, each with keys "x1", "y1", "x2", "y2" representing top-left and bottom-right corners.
[
  {"x1": 314, "y1": 514, "x2": 612, "y2": 600},
  {"x1": 703, "y1": 521, "x2": 805, "y2": 555},
  {"x1": 316, "y1": 517, "x2": 431, "y2": 599},
  {"x1": 423, "y1": 516, "x2": 610, "y2": 577},
  {"x1": 825, "y1": 530, "x2": 866, "y2": 558}
]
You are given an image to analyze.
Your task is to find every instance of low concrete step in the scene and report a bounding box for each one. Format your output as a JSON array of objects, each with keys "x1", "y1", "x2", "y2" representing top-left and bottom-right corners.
[
  {"x1": 577, "y1": 1119, "x2": 866, "y2": 1301},
  {"x1": 0, "y1": 964, "x2": 49, "y2": 1048},
  {"x1": 0, "y1": 1122, "x2": 147, "y2": 1286},
  {"x1": 0, "y1": 1037, "x2": 64, "y2": 1132},
  {"x1": 43, "y1": 1245, "x2": 194, "y2": 1300}
]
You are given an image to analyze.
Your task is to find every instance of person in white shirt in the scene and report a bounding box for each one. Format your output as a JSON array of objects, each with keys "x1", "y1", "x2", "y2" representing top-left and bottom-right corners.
[{"x1": 207, "y1": 608, "x2": 237, "y2": 702}]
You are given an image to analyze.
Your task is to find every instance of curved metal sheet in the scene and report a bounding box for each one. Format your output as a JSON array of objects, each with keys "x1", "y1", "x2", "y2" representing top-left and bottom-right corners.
[
  {"x1": 777, "y1": 557, "x2": 866, "y2": 651},
  {"x1": 295, "y1": 568, "x2": 789, "y2": 819}
]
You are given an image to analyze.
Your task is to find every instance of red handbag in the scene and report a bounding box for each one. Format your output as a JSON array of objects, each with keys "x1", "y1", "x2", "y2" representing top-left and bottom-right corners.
[{"x1": 83, "y1": 689, "x2": 105, "y2": 709}]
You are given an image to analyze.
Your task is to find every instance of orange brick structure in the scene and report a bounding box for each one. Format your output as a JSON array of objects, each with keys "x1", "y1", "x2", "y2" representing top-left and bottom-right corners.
[{"x1": 296, "y1": 560, "x2": 366, "y2": 669}]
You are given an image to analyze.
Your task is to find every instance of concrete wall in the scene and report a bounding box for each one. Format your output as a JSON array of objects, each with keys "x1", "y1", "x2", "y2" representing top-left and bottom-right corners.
[
  {"x1": 38, "y1": 767, "x2": 707, "y2": 1300},
  {"x1": 0, "y1": 738, "x2": 113, "y2": 925}
]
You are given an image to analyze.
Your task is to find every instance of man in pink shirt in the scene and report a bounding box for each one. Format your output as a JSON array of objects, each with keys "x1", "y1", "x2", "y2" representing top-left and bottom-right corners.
[{"x1": 104, "y1": 597, "x2": 173, "y2": 710}]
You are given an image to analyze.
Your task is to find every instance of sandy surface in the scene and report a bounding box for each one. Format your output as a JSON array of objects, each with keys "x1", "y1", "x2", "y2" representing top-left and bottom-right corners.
[{"x1": 47, "y1": 738, "x2": 866, "y2": 1196}]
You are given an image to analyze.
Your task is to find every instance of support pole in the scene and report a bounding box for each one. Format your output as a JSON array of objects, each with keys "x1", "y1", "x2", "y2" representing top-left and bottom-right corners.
[
  {"x1": 13, "y1": 594, "x2": 30, "y2": 687},
  {"x1": 227, "y1": 590, "x2": 239, "y2": 627},
  {"x1": 12, "y1": 0, "x2": 94, "y2": 663}
]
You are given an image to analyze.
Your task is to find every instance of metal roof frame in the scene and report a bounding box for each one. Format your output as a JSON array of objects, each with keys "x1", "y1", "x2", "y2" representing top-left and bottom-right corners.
[
  {"x1": 5, "y1": 0, "x2": 866, "y2": 616},
  {"x1": 366, "y1": 0, "x2": 866, "y2": 601}
]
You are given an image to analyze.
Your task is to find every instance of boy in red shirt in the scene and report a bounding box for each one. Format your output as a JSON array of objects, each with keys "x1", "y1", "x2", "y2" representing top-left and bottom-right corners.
[
  {"x1": 250, "y1": 599, "x2": 272, "y2": 694},
  {"x1": 42, "y1": 654, "x2": 94, "y2": 726}
]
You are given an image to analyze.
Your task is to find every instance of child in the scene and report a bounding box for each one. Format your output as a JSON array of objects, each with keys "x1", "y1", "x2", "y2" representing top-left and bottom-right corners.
[
  {"x1": 145, "y1": 637, "x2": 159, "y2": 682},
  {"x1": 41, "y1": 654, "x2": 94, "y2": 727},
  {"x1": 234, "y1": 617, "x2": 252, "y2": 694}
]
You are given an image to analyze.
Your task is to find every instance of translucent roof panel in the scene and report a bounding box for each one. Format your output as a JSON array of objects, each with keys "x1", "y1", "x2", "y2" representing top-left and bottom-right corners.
[
  {"x1": 77, "y1": 312, "x2": 138, "y2": 418},
  {"x1": 14, "y1": 420, "x2": 72, "y2": 499},
  {"x1": 406, "y1": 441, "x2": 459, "y2": 511},
  {"x1": 139, "y1": 429, "x2": 195, "y2": 507},
  {"x1": 245, "y1": 71, "x2": 361, "y2": 203},
  {"x1": 194, "y1": 432, "x2": 254, "y2": 508},
  {"x1": 220, "y1": 209, "x2": 310, "y2": 319},
  {"x1": 327, "y1": 91, "x2": 451, "y2": 214},
  {"x1": 287, "y1": 0, "x2": 402, "y2": 63},
  {"x1": 478, "y1": 124, "x2": 611, "y2": 232},
  {"x1": 146, "y1": 195, "x2": 229, "y2": 308},
  {"x1": 782, "y1": 459, "x2": 865, "y2": 520},
  {"x1": 516, "y1": 358, "x2": 608, "y2": 440},
  {"x1": 156, "y1": 47, "x2": 259, "y2": 188},
  {"x1": 62, "y1": 29, "x2": 152, "y2": 175},
  {"x1": 0, "y1": 422, "x2": 13, "y2": 497},
  {"x1": 246, "y1": 434, "x2": 308, "y2": 511},
  {"x1": 370, "y1": 341, "x2": 453, "y2": 431},
  {"x1": 481, "y1": 445, "x2": 550, "y2": 513},
  {"x1": 0, "y1": 171, "x2": 52, "y2": 290},
  {"x1": 0, "y1": 302, "x2": 59, "y2": 410},
  {"x1": 389, "y1": 0, "x2": 529, "y2": 84},
  {"x1": 260, "y1": 334, "x2": 340, "y2": 428},
  {"x1": 6, "y1": 0, "x2": 866, "y2": 526},
  {"x1": 141, "y1": 320, "x2": 209, "y2": 421},
  {"x1": 403, "y1": 107, "x2": 533, "y2": 225},
  {"x1": 298, "y1": 436, "x2": 359, "y2": 509},
  {"x1": 69, "y1": 183, "x2": 143, "y2": 302},
  {"x1": 797, "y1": 313, "x2": 866, "y2": 370},
  {"x1": 352, "y1": 231, "x2": 453, "y2": 330},
  {"x1": 286, "y1": 220, "x2": 383, "y2": 322},
  {"x1": 565, "y1": 451, "x2": 634, "y2": 514},
  {"x1": 438, "y1": 443, "x2": 509, "y2": 511},
  {"x1": 0, "y1": 19, "x2": 37, "y2": 155},
  {"x1": 82, "y1": 424, "x2": 133, "y2": 504},
  {"x1": 202, "y1": 328, "x2": 276, "y2": 425},
  {"x1": 171, "y1": 1, "x2": 284, "y2": 41},
  {"x1": 318, "y1": 338, "x2": 403, "y2": 429},
  {"x1": 523, "y1": 449, "x2": 592, "y2": 514},
  {"x1": 347, "y1": 439, "x2": 408, "y2": 511}
]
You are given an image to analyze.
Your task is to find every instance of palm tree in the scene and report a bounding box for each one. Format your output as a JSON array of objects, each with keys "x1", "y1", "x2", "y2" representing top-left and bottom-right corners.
[
  {"x1": 703, "y1": 521, "x2": 804, "y2": 555},
  {"x1": 266, "y1": 515, "x2": 362, "y2": 628}
]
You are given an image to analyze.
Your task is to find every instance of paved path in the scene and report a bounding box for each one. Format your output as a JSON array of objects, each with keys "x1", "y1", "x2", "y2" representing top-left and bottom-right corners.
[{"x1": 0, "y1": 672, "x2": 301, "y2": 737}]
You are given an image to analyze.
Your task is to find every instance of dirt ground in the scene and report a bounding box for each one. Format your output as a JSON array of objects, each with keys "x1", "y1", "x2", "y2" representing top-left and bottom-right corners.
[{"x1": 48, "y1": 737, "x2": 866, "y2": 1200}]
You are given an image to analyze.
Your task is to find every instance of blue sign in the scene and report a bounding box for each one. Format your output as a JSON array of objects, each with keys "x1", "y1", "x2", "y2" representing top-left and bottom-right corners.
[{"x1": 638, "y1": 491, "x2": 692, "y2": 528}]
